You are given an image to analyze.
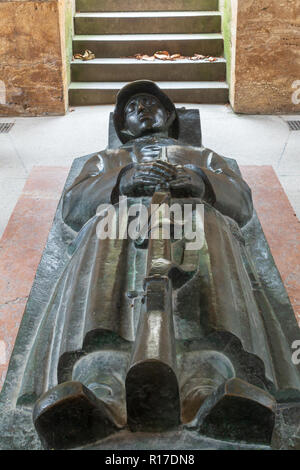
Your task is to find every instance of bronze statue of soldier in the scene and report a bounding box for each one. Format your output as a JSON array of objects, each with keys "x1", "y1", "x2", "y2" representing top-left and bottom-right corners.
[{"x1": 3, "y1": 81, "x2": 300, "y2": 450}]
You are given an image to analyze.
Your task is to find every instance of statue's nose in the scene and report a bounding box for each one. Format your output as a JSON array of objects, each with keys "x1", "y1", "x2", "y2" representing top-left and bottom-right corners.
[{"x1": 138, "y1": 101, "x2": 146, "y2": 113}]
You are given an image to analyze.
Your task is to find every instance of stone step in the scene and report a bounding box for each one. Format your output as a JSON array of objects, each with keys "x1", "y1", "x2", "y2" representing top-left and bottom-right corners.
[
  {"x1": 69, "y1": 81, "x2": 229, "y2": 105},
  {"x1": 73, "y1": 33, "x2": 224, "y2": 58},
  {"x1": 76, "y1": 0, "x2": 219, "y2": 13},
  {"x1": 71, "y1": 58, "x2": 226, "y2": 82},
  {"x1": 74, "y1": 12, "x2": 222, "y2": 35}
]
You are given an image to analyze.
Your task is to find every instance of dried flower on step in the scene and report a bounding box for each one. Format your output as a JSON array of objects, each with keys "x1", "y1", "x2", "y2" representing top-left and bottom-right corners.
[
  {"x1": 141, "y1": 55, "x2": 155, "y2": 61},
  {"x1": 82, "y1": 50, "x2": 95, "y2": 61},
  {"x1": 170, "y1": 54, "x2": 183, "y2": 60},
  {"x1": 133, "y1": 53, "x2": 155, "y2": 61},
  {"x1": 73, "y1": 50, "x2": 95, "y2": 61},
  {"x1": 129, "y1": 51, "x2": 221, "y2": 62},
  {"x1": 189, "y1": 54, "x2": 206, "y2": 61},
  {"x1": 154, "y1": 51, "x2": 170, "y2": 60},
  {"x1": 193, "y1": 54, "x2": 205, "y2": 60}
]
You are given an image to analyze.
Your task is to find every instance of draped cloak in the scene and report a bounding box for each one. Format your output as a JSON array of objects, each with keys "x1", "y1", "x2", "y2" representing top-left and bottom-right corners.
[{"x1": 17, "y1": 137, "x2": 300, "y2": 402}]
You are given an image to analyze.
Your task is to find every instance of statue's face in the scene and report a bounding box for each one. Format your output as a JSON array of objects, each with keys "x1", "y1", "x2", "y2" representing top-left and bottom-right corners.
[{"x1": 124, "y1": 93, "x2": 169, "y2": 138}]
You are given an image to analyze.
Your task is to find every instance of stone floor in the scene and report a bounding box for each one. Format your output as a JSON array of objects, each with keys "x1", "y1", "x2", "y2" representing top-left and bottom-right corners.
[{"x1": 0, "y1": 104, "x2": 300, "y2": 238}]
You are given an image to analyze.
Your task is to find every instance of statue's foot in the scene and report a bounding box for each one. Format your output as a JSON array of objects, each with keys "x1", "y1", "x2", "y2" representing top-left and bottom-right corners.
[
  {"x1": 187, "y1": 378, "x2": 276, "y2": 445},
  {"x1": 33, "y1": 381, "x2": 120, "y2": 449},
  {"x1": 126, "y1": 360, "x2": 181, "y2": 432}
]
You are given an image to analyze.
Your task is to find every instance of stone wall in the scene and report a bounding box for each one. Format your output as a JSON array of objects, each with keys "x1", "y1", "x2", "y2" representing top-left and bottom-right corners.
[
  {"x1": 230, "y1": 0, "x2": 300, "y2": 114},
  {"x1": 0, "y1": 0, "x2": 71, "y2": 116}
]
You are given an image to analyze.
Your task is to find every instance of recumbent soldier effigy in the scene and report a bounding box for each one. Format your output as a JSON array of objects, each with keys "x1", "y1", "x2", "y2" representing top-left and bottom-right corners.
[{"x1": 1, "y1": 81, "x2": 300, "y2": 450}]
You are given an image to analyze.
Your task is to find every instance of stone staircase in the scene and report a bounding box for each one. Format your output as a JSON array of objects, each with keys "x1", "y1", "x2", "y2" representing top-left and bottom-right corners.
[{"x1": 69, "y1": 0, "x2": 228, "y2": 106}]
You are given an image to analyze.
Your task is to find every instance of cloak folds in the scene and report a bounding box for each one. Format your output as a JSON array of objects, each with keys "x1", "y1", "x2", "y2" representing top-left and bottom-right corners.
[{"x1": 15, "y1": 139, "x2": 300, "y2": 404}]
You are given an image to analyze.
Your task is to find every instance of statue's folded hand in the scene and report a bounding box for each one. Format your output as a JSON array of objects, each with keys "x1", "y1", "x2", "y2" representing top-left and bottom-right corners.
[
  {"x1": 119, "y1": 160, "x2": 177, "y2": 196},
  {"x1": 119, "y1": 161, "x2": 205, "y2": 198},
  {"x1": 170, "y1": 166, "x2": 206, "y2": 198}
]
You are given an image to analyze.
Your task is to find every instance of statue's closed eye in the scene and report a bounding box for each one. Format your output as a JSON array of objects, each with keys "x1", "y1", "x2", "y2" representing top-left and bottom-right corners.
[{"x1": 126, "y1": 103, "x2": 135, "y2": 113}]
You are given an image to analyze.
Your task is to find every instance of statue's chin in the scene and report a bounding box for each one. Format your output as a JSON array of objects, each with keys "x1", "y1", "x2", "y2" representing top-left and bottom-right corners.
[
  {"x1": 124, "y1": 123, "x2": 168, "y2": 141},
  {"x1": 138, "y1": 123, "x2": 167, "y2": 138},
  {"x1": 138, "y1": 120, "x2": 155, "y2": 132}
]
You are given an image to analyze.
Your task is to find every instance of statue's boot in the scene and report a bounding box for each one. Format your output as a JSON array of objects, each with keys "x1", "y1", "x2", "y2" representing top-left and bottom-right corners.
[
  {"x1": 33, "y1": 381, "x2": 120, "y2": 449},
  {"x1": 187, "y1": 377, "x2": 276, "y2": 445},
  {"x1": 126, "y1": 359, "x2": 181, "y2": 432},
  {"x1": 180, "y1": 350, "x2": 236, "y2": 423}
]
